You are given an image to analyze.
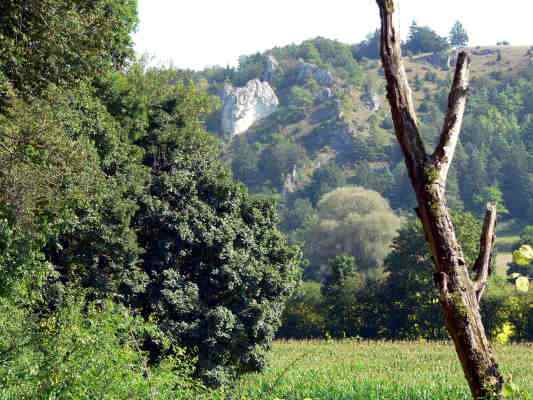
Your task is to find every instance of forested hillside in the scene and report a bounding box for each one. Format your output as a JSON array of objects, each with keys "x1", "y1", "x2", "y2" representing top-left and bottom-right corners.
[
  {"x1": 189, "y1": 27, "x2": 533, "y2": 342},
  {"x1": 198, "y1": 35, "x2": 533, "y2": 232}
]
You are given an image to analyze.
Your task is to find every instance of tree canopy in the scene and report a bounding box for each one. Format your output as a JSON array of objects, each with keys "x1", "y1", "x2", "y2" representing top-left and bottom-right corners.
[
  {"x1": 304, "y1": 186, "x2": 401, "y2": 278},
  {"x1": 405, "y1": 22, "x2": 450, "y2": 54},
  {"x1": 449, "y1": 21, "x2": 469, "y2": 48}
]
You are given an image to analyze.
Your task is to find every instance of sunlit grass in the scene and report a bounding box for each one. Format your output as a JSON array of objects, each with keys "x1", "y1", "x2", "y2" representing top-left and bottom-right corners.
[{"x1": 214, "y1": 340, "x2": 533, "y2": 399}]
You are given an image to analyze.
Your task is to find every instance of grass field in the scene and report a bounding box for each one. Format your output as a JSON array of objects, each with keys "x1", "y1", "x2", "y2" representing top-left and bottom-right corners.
[{"x1": 217, "y1": 340, "x2": 533, "y2": 400}]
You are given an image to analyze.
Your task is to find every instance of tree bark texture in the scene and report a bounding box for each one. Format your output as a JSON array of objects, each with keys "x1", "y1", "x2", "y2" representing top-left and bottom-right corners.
[{"x1": 375, "y1": 1, "x2": 504, "y2": 398}]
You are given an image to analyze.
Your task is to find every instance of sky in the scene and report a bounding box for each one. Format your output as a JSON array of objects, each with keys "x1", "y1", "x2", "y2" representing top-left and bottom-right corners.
[{"x1": 134, "y1": 0, "x2": 533, "y2": 71}]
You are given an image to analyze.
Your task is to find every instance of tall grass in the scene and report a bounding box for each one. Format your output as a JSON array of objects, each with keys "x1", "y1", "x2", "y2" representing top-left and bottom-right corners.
[{"x1": 213, "y1": 340, "x2": 532, "y2": 399}]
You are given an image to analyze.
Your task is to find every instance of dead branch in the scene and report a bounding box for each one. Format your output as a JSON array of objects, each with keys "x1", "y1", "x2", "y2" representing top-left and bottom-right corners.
[
  {"x1": 433, "y1": 52, "x2": 471, "y2": 182},
  {"x1": 473, "y1": 203, "x2": 497, "y2": 301}
]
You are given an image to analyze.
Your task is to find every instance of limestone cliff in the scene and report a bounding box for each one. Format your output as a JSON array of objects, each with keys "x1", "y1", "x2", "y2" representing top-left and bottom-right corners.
[{"x1": 221, "y1": 79, "x2": 279, "y2": 137}]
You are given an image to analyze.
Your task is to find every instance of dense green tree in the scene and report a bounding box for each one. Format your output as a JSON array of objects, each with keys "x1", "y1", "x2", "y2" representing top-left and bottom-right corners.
[
  {"x1": 234, "y1": 53, "x2": 264, "y2": 86},
  {"x1": 299, "y1": 42, "x2": 322, "y2": 65},
  {"x1": 350, "y1": 161, "x2": 394, "y2": 197},
  {"x1": 289, "y1": 86, "x2": 314, "y2": 109},
  {"x1": 0, "y1": 0, "x2": 138, "y2": 96},
  {"x1": 387, "y1": 163, "x2": 417, "y2": 210},
  {"x1": 500, "y1": 144, "x2": 531, "y2": 219},
  {"x1": 0, "y1": 0, "x2": 144, "y2": 302},
  {"x1": 277, "y1": 281, "x2": 325, "y2": 339},
  {"x1": 473, "y1": 186, "x2": 509, "y2": 216},
  {"x1": 39, "y1": 84, "x2": 148, "y2": 303},
  {"x1": 383, "y1": 212, "x2": 484, "y2": 339},
  {"x1": 130, "y1": 83, "x2": 301, "y2": 386},
  {"x1": 0, "y1": 83, "x2": 146, "y2": 305},
  {"x1": 458, "y1": 147, "x2": 489, "y2": 211},
  {"x1": 354, "y1": 30, "x2": 380, "y2": 60},
  {"x1": 523, "y1": 116, "x2": 533, "y2": 152},
  {"x1": 449, "y1": 21, "x2": 469, "y2": 48},
  {"x1": 313, "y1": 37, "x2": 354, "y2": 68},
  {"x1": 305, "y1": 163, "x2": 346, "y2": 206},
  {"x1": 231, "y1": 137, "x2": 261, "y2": 189},
  {"x1": 405, "y1": 21, "x2": 450, "y2": 55},
  {"x1": 320, "y1": 255, "x2": 363, "y2": 337},
  {"x1": 258, "y1": 140, "x2": 306, "y2": 190},
  {"x1": 280, "y1": 198, "x2": 317, "y2": 235}
]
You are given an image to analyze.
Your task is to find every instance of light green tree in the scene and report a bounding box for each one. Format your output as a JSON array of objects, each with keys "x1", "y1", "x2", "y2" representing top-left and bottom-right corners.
[{"x1": 304, "y1": 186, "x2": 401, "y2": 278}]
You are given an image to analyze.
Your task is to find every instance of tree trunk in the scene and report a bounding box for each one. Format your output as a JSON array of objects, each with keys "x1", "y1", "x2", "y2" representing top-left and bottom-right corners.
[{"x1": 374, "y1": 1, "x2": 504, "y2": 398}]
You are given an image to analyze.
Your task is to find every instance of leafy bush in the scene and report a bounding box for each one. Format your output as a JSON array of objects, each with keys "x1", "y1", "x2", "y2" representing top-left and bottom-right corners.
[
  {"x1": 277, "y1": 281, "x2": 326, "y2": 339},
  {"x1": 482, "y1": 278, "x2": 533, "y2": 342},
  {"x1": 0, "y1": 295, "x2": 207, "y2": 399}
]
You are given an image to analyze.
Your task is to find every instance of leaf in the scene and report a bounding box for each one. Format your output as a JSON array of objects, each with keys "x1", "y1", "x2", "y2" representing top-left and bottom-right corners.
[
  {"x1": 512, "y1": 245, "x2": 533, "y2": 266},
  {"x1": 515, "y1": 277, "x2": 529, "y2": 293}
]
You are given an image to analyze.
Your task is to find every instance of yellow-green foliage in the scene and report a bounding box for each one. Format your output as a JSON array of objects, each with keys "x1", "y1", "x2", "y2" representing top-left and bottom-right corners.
[
  {"x1": 515, "y1": 276, "x2": 530, "y2": 293},
  {"x1": 513, "y1": 245, "x2": 533, "y2": 266},
  {"x1": 495, "y1": 322, "x2": 516, "y2": 344},
  {"x1": 305, "y1": 186, "x2": 401, "y2": 273}
]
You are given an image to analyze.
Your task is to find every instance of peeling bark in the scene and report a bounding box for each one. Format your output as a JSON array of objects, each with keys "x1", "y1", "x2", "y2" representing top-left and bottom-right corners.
[{"x1": 375, "y1": 1, "x2": 504, "y2": 398}]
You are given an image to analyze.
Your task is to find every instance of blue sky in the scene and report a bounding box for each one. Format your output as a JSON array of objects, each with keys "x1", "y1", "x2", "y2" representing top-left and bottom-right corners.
[{"x1": 134, "y1": 0, "x2": 533, "y2": 70}]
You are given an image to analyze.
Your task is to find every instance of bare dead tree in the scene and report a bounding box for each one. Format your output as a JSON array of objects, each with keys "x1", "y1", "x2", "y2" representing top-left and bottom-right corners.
[{"x1": 374, "y1": 1, "x2": 504, "y2": 398}]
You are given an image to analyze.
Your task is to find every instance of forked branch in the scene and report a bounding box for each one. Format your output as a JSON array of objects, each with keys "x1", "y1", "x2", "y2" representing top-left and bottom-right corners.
[
  {"x1": 433, "y1": 52, "x2": 471, "y2": 182},
  {"x1": 473, "y1": 203, "x2": 497, "y2": 301},
  {"x1": 376, "y1": 0, "x2": 426, "y2": 176},
  {"x1": 375, "y1": 1, "x2": 504, "y2": 397}
]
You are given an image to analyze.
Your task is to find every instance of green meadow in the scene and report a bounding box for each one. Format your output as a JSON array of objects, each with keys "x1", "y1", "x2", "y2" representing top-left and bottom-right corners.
[{"x1": 214, "y1": 340, "x2": 533, "y2": 400}]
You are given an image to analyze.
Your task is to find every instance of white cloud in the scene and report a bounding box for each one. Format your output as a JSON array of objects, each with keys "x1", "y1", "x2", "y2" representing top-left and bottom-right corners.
[{"x1": 134, "y1": 0, "x2": 533, "y2": 70}]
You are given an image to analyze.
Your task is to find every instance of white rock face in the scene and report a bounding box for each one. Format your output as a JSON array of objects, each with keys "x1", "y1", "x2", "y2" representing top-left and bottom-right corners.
[
  {"x1": 221, "y1": 79, "x2": 279, "y2": 137},
  {"x1": 367, "y1": 93, "x2": 381, "y2": 112},
  {"x1": 282, "y1": 165, "x2": 298, "y2": 196}
]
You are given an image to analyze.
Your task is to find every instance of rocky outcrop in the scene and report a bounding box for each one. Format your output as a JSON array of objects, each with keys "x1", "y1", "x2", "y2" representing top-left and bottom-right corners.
[
  {"x1": 220, "y1": 83, "x2": 234, "y2": 102},
  {"x1": 221, "y1": 79, "x2": 279, "y2": 137},
  {"x1": 368, "y1": 93, "x2": 381, "y2": 112},
  {"x1": 261, "y1": 55, "x2": 279, "y2": 82},
  {"x1": 317, "y1": 87, "x2": 333, "y2": 101},
  {"x1": 282, "y1": 165, "x2": 298, "y2": 196},
  {"x1": 362, "y1": 91, "x2": 381, "y2": 112},
  {"x1": 296, "y1": 61, "x2": 334, "y2": 86}
]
